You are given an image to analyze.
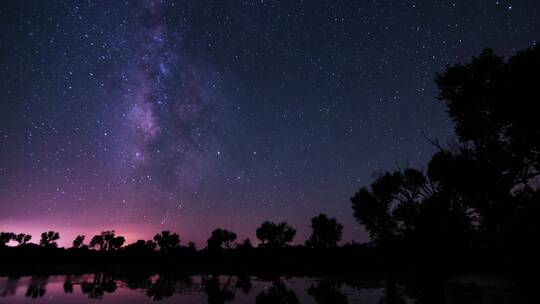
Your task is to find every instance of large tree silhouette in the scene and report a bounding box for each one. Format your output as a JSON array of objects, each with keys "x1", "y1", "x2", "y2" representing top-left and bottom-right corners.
[
  {"x1": 256, "y1": 221, "x2": 296, "y2": 248},
  {"x1": 305, "y1": 214, "x2": 343, "y2": 248},
  {"x1": 351, "y1": 45, "x2": 540, "y2": 253},
  {"x1": 432, "y1": 45, "x2": 540, "y2": 242}
]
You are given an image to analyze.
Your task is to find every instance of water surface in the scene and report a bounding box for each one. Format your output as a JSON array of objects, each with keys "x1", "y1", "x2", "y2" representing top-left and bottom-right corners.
[{"x1": 0, "y1": 273, "x2": 519, "y2": 303}]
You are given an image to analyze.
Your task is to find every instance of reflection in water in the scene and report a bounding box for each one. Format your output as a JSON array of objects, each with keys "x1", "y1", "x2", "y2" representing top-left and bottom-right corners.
[
  {"x1": 255, "y1": 280, "x2": 299, "y2": 304},
  {"x1": 0, "y1": 273, "x2": 525, "y2": 303},
  {"x1": 146, "y1": 274, "x2": 193, "y2": 301},
  {"x1": 146, "y1": 275, "x2": 175, "y2": 300},
  {"x1": 307, "y1": 281, "x2": 348, "y2": 304},
  {"x1": 25, "y1": 276, "x2": 48, "y2": 299},
  {"x1": 203, "y1": 275, "x2": 235, "y2": 304},
  {"x1": 63, "y1": 279, "x2": 73, "y2": 294},
  {"x1": 235, "y1": 274, "x2": 252, "y2": 295},
  {"x1": 81, "y1": 273, "x2": 117, "y2": 299},
  {"x1": 0, "y1": 276, "x2": 19, "y2": 297},
  {"x1": 380, "y1": 282, "x2": 407, "y2": 304}
]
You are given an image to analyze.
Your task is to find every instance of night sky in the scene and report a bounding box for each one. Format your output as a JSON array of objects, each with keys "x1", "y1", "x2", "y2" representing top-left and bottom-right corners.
[{"x1": 0, "y1": 0, "x2": 537, "y2": 247}]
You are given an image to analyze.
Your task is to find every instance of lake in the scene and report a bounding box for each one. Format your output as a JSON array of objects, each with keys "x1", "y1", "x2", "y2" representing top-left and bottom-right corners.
[{"x1": 0, "y1": 273, "x2": 522, "y2": 303}]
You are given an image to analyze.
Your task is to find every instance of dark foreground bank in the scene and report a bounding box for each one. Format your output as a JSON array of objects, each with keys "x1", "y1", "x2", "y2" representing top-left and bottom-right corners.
[{"x1": 1, "y1": 242, "x2": 537, "y2": 277}]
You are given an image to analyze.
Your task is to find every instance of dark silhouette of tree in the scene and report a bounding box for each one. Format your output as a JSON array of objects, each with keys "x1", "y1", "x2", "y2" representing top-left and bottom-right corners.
[
  {"x1": 39, "y1": 231, "x2": 60, "y2": 248},
  {"x1": 350, "y1": 45, "x2": 540, "y2": 257},
  {"x1": 432, "y1": 45, "x2": 540, "y2": 244},
  {"x1": 308, "y1": 281, "x2": 348, "y2": 304},
  {"x1": 351, "y1": 167, "x2": 472, "y2": 249},
  {"x1": 350, "y1": 169, "x2": 427, "y2": 242},
  {"x1": 188, "y1": 241, "x2": 197, "y2": 251},
  {"x1": 206, "y1": 228, "x2": 237, "y2": 250},
  {"x1": 72, "y1": 235, "x2": 85, "y2": 249},
  {"x1": 0, "y1": 232, "x2": 16, "y2": 247},
  {"x1": 256, "y1": 280, "x2": 299, "y2": 304},
  {"x1": 256, "y1": 221, "x2": 296, "y2": 248},
  {"x1": 14, "y1": 233, "x2": 32, "y2": 246},
  {"x1": 305, "y1": 214, "x2": 344, "y2": 248},
  {"x1": 203, "y1": 275, "x2": 235, "y2": 304},
  {"x1": 153, "y1": 230, "x2": 180, "y2": 251},
  {"x1": 89, "y1": 231, "x2": 125, "y2": 251}
]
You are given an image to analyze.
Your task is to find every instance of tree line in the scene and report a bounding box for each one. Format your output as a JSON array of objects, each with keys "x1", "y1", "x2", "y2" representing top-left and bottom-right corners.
[{"x1": 0, "y1": 213, "x2": 344, "y2": 251}]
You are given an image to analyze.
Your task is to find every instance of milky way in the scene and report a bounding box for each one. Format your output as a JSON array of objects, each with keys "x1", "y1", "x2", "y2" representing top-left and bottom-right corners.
[
  {"x1": 0, "y1": 0, "x2": 537, "y2": 247},
  {"x1": 116, "y1": 1, "x2": 222, "y2": 193}
]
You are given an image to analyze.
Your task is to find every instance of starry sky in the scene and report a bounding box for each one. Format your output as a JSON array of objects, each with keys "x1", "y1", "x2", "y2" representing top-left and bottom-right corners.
[{"x1": 0, "y1": 0, "x2": 538, "y2": 247}]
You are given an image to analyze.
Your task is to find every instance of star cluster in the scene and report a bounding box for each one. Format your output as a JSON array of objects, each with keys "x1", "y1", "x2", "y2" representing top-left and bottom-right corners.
[{"x1": 0, "y1": 0, "x2": 537, "y2": 246}]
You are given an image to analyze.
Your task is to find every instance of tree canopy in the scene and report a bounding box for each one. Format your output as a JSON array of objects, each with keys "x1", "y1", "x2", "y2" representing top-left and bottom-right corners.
[
  {"x1": 39, "y1": 231, "x2": 60, "y2": 248},
  {"x1": 351, "y1": 45, "x2": 540, "y2": 251},
  {"x1": 153, "y1": 231, "x2": 180, "y2": 251},
  {"x1": 305, "y1": 214, "x2": 343, "y2": 248},
  {"x1": 256, "y1": 221, "x2": 296, "y2": 248},
  {"x1": 89, "y1": 231, "x2": 125, "y2": 251},
  {"x1": 206, "y1": 228, "x2": 237, "y2": 250}
]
